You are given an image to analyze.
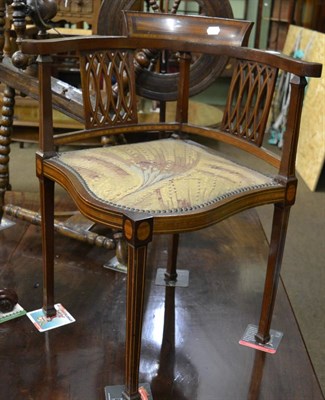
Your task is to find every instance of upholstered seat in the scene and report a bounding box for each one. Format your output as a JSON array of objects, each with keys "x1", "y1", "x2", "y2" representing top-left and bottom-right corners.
[{"x1": 54, "y1": 138, "x2": 279, "y2": 214}]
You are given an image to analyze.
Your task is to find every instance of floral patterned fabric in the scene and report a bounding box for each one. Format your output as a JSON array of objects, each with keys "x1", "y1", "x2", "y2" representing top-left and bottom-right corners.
[{"x1": 53, "y1": 138, "x2": 278, "y2": 214}]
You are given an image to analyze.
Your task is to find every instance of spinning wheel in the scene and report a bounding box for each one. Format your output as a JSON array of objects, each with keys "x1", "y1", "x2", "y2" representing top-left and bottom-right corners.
[{"x1": 97, "y1": 0, "x2": 234, "y2": 100}]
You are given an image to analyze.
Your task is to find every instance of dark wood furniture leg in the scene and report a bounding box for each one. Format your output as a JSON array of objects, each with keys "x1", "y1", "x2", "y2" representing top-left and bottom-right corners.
[
  {"x1": 158, "y1": 233, "x2": 189, "y2": 287},
  {"x1": 39, "y1": 173, "x2": 56, "y2": 317},
  {"x1": 256, "y1": 74, "x2": 308, "y2": 344},
  {"x1": 122, "y1": 216, "x2": 153, "y2": 400},
  {"x1": 0, "y1": 85, "x2": 15, "y2": 223},
  {"x1": 165, "y1": 233, "x2": 179, "y2": 281},
  {"x1": 255, "y1": 203, "x2": 291, "y2": 343}
]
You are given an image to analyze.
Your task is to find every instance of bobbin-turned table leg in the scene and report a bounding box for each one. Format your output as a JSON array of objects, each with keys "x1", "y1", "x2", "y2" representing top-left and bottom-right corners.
[{"x1": 0, "y1": 85, "x2": 15, "y2": 227}]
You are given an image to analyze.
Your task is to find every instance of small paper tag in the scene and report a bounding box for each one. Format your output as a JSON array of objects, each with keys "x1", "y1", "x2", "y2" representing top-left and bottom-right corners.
[
  {"x1": 155, "y1": 268, "x2": 189, "y2": 287},
  {"x1": 104, "y1": 383, "x2": 152, "y2": 400},
  {"x1": 103, "y1": 256, "x2": 127, "y2": 274},
  {"x1": 27, "y1": 303, "x2": 75, "y2": 332},
  {"x1": 239, "y1": 324, "x2": 283, "y2": 354},
  {"x1": 0, "y1": 303, "x2": 26, "y2": 323}
]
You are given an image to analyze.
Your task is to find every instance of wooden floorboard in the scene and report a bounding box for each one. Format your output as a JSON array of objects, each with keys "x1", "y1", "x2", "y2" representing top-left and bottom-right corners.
[{"x1": 0, "y1": 192, "x2": 323, "y2": 400}]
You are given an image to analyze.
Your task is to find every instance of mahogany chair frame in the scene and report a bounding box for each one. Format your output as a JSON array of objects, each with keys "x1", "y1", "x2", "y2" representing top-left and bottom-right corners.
[
  {"x1": 21, "y1": 11, "x2": 322, "y2": 400},
  {"x1": 0, "y1": 0, "x2": 235, "y2": 251}
]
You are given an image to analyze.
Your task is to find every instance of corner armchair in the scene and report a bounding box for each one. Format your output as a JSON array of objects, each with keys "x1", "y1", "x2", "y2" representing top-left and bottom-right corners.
[{"x1": 21, "y1": 11, "x2": 322, "y2": 400}]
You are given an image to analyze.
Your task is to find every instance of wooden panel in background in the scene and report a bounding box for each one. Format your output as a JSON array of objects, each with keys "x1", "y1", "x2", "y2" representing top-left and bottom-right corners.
[{"x1": 283, "y1": 25, "x2": 325, "y2": 191}]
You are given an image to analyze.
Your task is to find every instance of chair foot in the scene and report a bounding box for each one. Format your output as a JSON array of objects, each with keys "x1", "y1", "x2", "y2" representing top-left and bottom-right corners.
[
  {"x1": 155, "y1": 267, "x2": 189, "y2": 287},
  {"x1": 103, "y1": 255, "x2": 127, "y2": 273},
  {"x1": 42, "y1": 305, "x2": 57, "y2": 318},
  {"x1": 155, "y1": 234, "x2": 189, "y2": 287},
  {"x1": 254, "y1": 331, "x2": 270, "y2": 345},
  {"x1": 103, "y1": 232, "x2": 128, "y2": 273},
  {"x1": 0, "y1": 216, "x2": 16, "y2": 231},
  {"x1": 105, "y1": 384, "x2": 152, "y2": 400},
  {"x1": 239, "y1": 324, "x2": 283, "y2": 354}
]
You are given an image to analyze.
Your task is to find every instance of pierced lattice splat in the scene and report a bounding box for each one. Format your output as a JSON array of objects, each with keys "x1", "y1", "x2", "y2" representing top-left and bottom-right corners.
[
  {"x1": 79, "y1": 50, "x2": 137, "y2": 129},
  {"x1": 222, "y1": 60, "x2": 278, "y2": 146}
]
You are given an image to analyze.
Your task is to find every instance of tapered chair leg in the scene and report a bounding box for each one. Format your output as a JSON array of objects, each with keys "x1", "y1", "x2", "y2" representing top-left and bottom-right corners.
[
  {"x1": 39, "y1": 175, "x2": 56, "y2": 317},
  {"x1": 165, "y1": 233, "x2": 179, "y2": 281},
  {"x1": 155, "y1": 233, "x2": 189, "y2": 287},
  {"x1": 122, "y1": 216, "x2": 153, "y2": 400},
  {"x1": 255, "y1": 203, "x2": 291, "y2": 343}
]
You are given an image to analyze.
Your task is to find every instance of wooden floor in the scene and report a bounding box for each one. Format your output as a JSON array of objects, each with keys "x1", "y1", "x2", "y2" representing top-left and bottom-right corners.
[{"x1": 0, "y1": 192, "x2": 323, "y2": 400}]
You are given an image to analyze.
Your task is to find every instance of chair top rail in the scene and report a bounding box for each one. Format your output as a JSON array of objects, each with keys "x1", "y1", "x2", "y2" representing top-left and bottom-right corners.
[
  {"x1": 123, "y1": 11, "x2": 253, "y2": 47},
  {"x1": 21, "y1": 36, "x2": 322, "y2": 78}
]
